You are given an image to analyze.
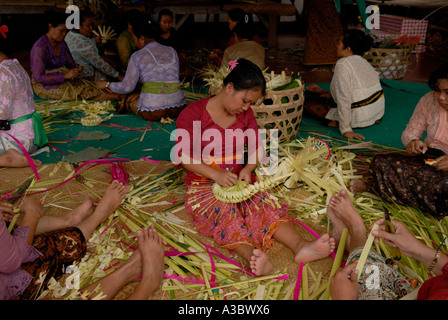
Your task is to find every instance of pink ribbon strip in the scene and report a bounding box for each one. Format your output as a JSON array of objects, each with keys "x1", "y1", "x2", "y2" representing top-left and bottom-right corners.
[
  {"x1": 293, "y1": 262, "x2": 304, "y2": 300},
  {"x1": 1, "y1": 132, "x2": 40, "y2": 181},
  {"x1": 142, "y1": 156, "x2": 161, "y2": 164}
]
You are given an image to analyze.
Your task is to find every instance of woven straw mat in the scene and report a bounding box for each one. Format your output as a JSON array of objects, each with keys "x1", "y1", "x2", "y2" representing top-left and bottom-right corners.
[{"x1": 0, "y1": 160, "x2": 334, "y2": 300}]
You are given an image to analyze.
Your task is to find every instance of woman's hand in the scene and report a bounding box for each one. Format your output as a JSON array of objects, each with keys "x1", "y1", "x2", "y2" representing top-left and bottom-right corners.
[
  {"x1": 433, "y1": 155, "x2": 448, "y2": 170},
  {"x1": 343, "y1": 131, "x2": 365, "y2": 140},
  {"x1": 330, "y1": 262, "x2": 359, "y2": 300},
  {"x1": 371, "y1": 218, "x2": 426, "y2": 260},
  {"x1": 238, "y1": 167, "x2": 253, "y2": 185},
  {"x1": 64, "y1": 68, "x2": 80, "y2": 80},
  {"x1": 96, "y1": 80, "x2": 108, "y2": 89},
  {"x1": 213, "y1": 170, "x2": 238, "y2": 188},
  {"x1": 406, "y1": 139, "x2": 427, "y2": 155},
  {"x1": 0, "y1": 201, "x2": 15, "y2": 222}
]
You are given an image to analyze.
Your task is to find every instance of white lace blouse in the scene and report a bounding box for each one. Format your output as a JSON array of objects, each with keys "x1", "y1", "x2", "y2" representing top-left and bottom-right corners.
[{"x1": 327, "y1": 55, "x2": 385, "y2": 134}]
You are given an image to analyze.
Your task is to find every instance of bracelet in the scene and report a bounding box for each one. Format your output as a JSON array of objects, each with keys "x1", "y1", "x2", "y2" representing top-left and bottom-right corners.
[
  {"x1": 105, "y1": 81, "x2": 110, "y2": 89},
  {"x1": 428, "y1": 249, "x2": 442, "y2": 273}
]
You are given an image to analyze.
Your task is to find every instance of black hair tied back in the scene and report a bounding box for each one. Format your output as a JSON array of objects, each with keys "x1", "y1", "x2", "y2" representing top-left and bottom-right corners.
[
  {"x1": 342, "y1": 29, "x2": 374, "y2": 56},
  {"x1": 223, "y1": 58, "x2": 266, "y2": 95}
]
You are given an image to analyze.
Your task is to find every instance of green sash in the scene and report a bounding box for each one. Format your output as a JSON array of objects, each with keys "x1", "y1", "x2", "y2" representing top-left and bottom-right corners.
[
  {"x1": 141, "y1": 81, "x2": 181, "y2": 94},
  {"x1": 9, "y1": 111, "x2": 48, "y2": 147}
]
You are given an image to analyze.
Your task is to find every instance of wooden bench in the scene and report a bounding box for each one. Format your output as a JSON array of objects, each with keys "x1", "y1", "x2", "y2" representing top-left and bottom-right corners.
[
  {"x1": 146, "y1": 0, "x2": 297, "y2": 47},
  {"x1": 0, "y1": 0, "x2": 66, "y2": 14}
]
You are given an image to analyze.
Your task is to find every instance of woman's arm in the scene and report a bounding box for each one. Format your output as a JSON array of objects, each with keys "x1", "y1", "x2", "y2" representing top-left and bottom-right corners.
[
  {"x1": 181, "y1": 153, "x2": 238, "y2": 188},
  {"x1": 103, "y1": 54, "x2": 139, "y2": 94},
  {"x1": 0, "y1": 198, "x2": 43, "y2": 273},
  {"x1": 30, "y1": 44, "x2": 66, "y2": 86},
  {"x1": 373, "y1": 218, "x2": 448, "y2": 276},
  {"x1": 401, "y1": 95, "x2": 429, "y2": 148},
  {"x1": 18, "y1": 198, "x2": 44, "y2": 246},
  {"x1": 82, "y1": 39, "x2": 119, "y2": 79}
]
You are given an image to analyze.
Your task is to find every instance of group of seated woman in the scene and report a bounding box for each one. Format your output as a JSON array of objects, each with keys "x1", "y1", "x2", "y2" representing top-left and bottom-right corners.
[{"x1": 30, "y1": 9, "x2": 185, "y2": 122}]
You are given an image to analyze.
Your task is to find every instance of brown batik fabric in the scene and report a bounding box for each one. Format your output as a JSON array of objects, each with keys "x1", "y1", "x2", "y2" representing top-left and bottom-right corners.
[
  {"x1": 18, "y1": 227, "x2": 87, "y2": 300},
  {"x1": 369, "y1": 153, "x2": 448, "y2": 217}
]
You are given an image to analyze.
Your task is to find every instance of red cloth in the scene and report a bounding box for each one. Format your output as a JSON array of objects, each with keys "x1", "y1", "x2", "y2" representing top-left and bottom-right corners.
[
  {"x1": 175, "y1": 97, "x2": 264, "y2": 186},
  {"x1": 417, "y1": 261, "x2": 448, "y2": 300}
]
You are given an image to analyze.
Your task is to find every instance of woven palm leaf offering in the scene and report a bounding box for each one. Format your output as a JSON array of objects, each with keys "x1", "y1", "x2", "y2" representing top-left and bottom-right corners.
[
  {"x1": 186, "y1": 137, "x2": 352, "y2": 213},
  {"x1": 76, "y1": 100, "x2": 115, "y2": 127},
  {"x1": 201, "y1": 66, "x2": 305, "y2": 143},
  {"x1": 92, "y1": 25, "x2": 117, "y2": 44}
]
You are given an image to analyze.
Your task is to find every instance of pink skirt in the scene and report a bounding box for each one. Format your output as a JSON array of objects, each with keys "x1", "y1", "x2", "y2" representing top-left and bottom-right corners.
[{"x1": 185, "y1": 178, "x2": 289, "y2": 251}]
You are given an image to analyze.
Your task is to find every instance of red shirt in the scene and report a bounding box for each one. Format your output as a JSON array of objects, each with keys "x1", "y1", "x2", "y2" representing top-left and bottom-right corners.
[
  {"x1": 175, "y1": 97, "x2": 264, "y2": 185},
  {"x1": 417, "y1": 261, "x2": 448, "y2": 300}
]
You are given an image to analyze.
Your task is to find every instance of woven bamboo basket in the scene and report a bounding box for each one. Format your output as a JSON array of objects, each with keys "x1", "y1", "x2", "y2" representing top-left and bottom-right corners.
[
  {"x1": 251, "y1": 83, "x2": 305, "y2": 143},
  {"x1": 364, "y1": 47, "x2": 412, "y2": 80}
]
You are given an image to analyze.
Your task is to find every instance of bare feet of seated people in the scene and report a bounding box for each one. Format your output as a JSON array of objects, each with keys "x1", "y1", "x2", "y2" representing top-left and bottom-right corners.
[
  {"x1": 119, "y1": 226, "x2": 165, "y2": 300},
  {"x1": 94, "y1": 180, "x2": 128, "y2": 222},
  {"x1": 327, "y1": 189, "x2": 366, "y2": 249},
  {"x1": 294, "y1": 233, "x2": 336, "y2": 265},
  {"x1": 250, "y1": 249, "x2": 273, "y2": 276},
  {"x1": 249, "y1": 233, "x2": 336, "y2": 276},
  {"x1": 65, "y1": 197, "x2": 95, "y2": 226},
  {"x1": 0, "y1": 148, "x2": 42, "y2": 168},
  {"x1": 350, "y1": 179, "x2": 367, "y2": 194},
  {"x1": 134, "y1": 226, "x2": 165, "y2": 297}
]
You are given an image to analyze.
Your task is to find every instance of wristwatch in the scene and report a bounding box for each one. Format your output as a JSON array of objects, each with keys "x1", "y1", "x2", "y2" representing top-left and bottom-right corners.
[{"x1": 106, "y1": 81, "x2": 110, "y2": 89}]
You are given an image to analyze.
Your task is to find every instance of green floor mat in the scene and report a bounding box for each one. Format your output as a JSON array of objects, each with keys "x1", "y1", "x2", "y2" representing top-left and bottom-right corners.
[
  {"x1": 298, "y1": 79, "x2": 431, "y2": 149},
  {"x1": 32, "y1": 79, "x2": 430, "y2": 164},
  {"x1": 34, "y1": 110, "x2": 176, "y2": 164}
]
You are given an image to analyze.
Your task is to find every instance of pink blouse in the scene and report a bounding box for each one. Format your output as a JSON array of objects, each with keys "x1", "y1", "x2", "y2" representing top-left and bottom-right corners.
[
  {"x1": 0, "y1": 221, "x2": 41, "y2": 300},
  {"x1": 401, "y1": 91, "x2": 448, "y2": 153},
  {"x1": 0, "y1": 59, "x2": 35, "y2": 143}
]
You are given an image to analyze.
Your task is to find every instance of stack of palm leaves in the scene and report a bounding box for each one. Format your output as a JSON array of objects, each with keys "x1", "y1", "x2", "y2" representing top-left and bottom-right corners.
[{"x1": 6, "y1": 133, "x2": 447, "y2": 300}]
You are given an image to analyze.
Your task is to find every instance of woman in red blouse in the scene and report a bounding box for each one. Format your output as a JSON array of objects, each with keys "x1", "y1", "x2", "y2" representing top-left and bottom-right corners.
[{"x1": 175, "y1": 58, "x2": 335, "y2": 276}]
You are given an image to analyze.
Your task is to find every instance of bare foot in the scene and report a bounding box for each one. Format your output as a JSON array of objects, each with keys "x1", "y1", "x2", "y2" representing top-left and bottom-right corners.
[
  {"x1": 121, "y1": 247, "x2": 143, "y2": 283},
  {"x1": 65, "y1": 197, "x2": 94, "y2": 226},
  {"x1": 94, "y1": 180, "x2": 128, "y2": 222},
  {"x1": 0, "y1": 149, "x2": 42, "y2": 168},
  {"x1": 294, "y1": 234, "x2": 335, "y2": 264},
  {"x1": 328, "y1": 189, "x2": 365, "y2": 237},
  {"x1": 136, "y1": 226, "x2": 165, "y2": 294},
  {"x1": 306, "y1": 84, "x2": 326, "y2": 94},
  {"x1": 350, "y1": 179, "x2": 367, "y2": 194},
  {"x1": 250, "y1": 248, "x2": 273, "y2": 276},
  {"x1": 327, "y1": 192, "x2": 349, "y2": 247}
]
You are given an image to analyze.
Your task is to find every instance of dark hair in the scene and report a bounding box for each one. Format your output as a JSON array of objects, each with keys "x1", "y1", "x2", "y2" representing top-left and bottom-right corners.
[
  {"x1": 232, "y1": 21, "x2": 254, "y2": 40},
  {"x1": 79, "y1": 10, "x2": 94, "y2": 26},
  {"x1": 125, "y1": 9, "x2": 145, "y2": 24},
  {"x1": 133, "y1": 18, "x2": 158, "y2": 40},
  {"x1": 158, "y1": 9, "x2": 174, "y2": 22},
  {"x1": 228, "y1": 8, "x2": 252, "y2": 24},
  {"x1": 44, "y1": 10, "x2": 67, "y2": 28},
  {"x1": 0, "y1": 33, "x2": 8, "y2": 53},
  {"x1": 342, "y1": 29, "x2": 374, "y2": 56},
  {"x1": 428, "y1": 62, "x2": 448, "y2": 91},
  {"x1": 223, "y1": 58, "x2": 266, "y2": 95}
]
